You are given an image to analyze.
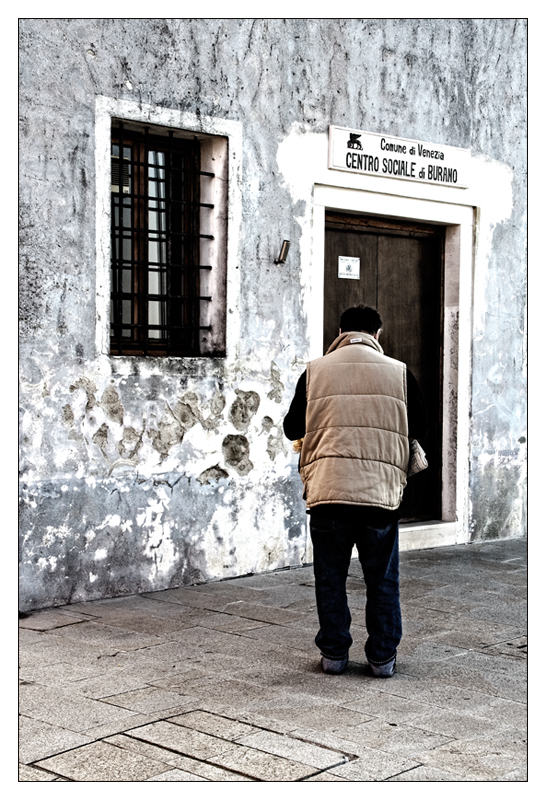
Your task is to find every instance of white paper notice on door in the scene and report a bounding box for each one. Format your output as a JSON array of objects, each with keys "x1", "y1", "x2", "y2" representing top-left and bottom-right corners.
[{"x1": 338, "y1": 256, "x2": 360, "y2": 280}]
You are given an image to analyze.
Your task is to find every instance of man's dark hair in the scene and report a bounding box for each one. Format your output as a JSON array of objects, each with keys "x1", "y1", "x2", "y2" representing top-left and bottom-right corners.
[{"x1": 340, "y1": 305, "x2": 382, "y2": 334}]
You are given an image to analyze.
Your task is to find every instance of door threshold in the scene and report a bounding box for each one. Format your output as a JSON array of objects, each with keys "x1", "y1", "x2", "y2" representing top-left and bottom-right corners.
[
  {"x1": 348, "y1": 521, "x2": 459, "y2": 560},
  {"x1": 399, "y1": 520, "x2": 458, "y2": 551}
]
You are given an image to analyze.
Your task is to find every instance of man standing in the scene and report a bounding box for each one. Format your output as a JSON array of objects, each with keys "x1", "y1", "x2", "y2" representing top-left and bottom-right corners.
[{"x1": 283, "y1": 305, "x2": 427, "y2": 677}]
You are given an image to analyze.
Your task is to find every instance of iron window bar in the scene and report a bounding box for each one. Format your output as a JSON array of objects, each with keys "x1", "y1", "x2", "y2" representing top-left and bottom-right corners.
[{"x1": 110, "y1": 122, "x2": 213, "y2": 357}]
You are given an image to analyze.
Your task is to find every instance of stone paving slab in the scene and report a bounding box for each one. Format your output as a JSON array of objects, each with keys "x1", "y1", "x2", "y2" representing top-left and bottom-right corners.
[
  {"x1": 19, "y1": 683, "x2": 140, "y2": 733},
  {"x1": 101, "y1": 686, "x2": 201, "y2": 714},
  {"x1": 227, "y1": 566, "x2": 316, "y2": 587},
  {"x1": 19, "y1": 633, "x2": 125, "y2": 669},
  {"x1": 103, "y1": 733, "x2": 254, "y2": 780},
  {"x1": 169, "y1": 709, "x2": 261, "y2": 740},
  {"x1": 70, "y1": 595, "x2": 202, "y2": 621},
  {"x1": 34, "y1": 739, "x2": 174, "y2": 781},
  {"x1": 205, "y1": 741, "x2": 325, "y2": 781},
  {"x1": 180, "y1": 610, "x2": 270, "y2": 633},
  {"x1": 19, "y1": 764, "x2": 64, "y2": 781},
  {"x1": 184, "y1": 582, "x2": 273, "y2": 602},
  {"x1": 302, "y1": 770, "x2": 350, "y2": 781},
  {"x1": 407, "y1": 661, "x2": 527, "y2": 704},
  {"x1": 125, "y1": 720, "x2": 237, "y2": 760},
  {"x1": 146, "y1": 768, "x2": 209, "y2": 780},
  {"x1": 401, "y1": 604, "x2": 521, "y2": 643},
  {"x1": 140, "y1": 587, "x2": 233, "y2": 611},
  {"x1": 43, "y1": 620, "x2": 165, "y2": 650},
  {"x1": 386, "y1": 764, "x2": 474, "y2": 781},
  {"x1": 326, "y1": 746, "x2": 421, "y2": 781},
  {"x1": 466, "y1": 602, "x2": 528, "y2": 629},
  {"x1": 164, "y1": 674, "x2": 282, "y2": 710},
  {"x1": 481, "y1": 636, "x2": 527, "y2": 659},
  {"x1": 19, "y1": 538, "x2": 527, "y2": 782},
  {"x1": 237, "y1": 621, "x2": 319, "y2": 651},
  {"x1": 242, "y1": 702, "x2": 375, "y2": 733},
  {"x1": 19, "y1": 659, "x2": 108, "y2": 688},
  {"x1": 19, "y1": 715, "x2": 94, "y2": 764},
  {"x1": 70, "y1": 703, "x2": 204, "y2": 743},
  {"x1": 221, "y1": 600, "x2": 308, "y2": 625},
  {"x1": 78, "y1": 609, "x2": 198, "y2": 637},
  {"x1": 418, "y1": 729, "x2": 528, "y2": 781},
  {"x1": 60, "y1": 662, "x2": 197, "y2": 701},
  {"x1": 399, "y1": 706, "x2": 515, "y2": 740},
  {"x1": 234, "y1": 728, "x2": 349, "y2": 769},
  {"x1": 242, "y1": 584, "x2": 318, "y2": 609},
  {"x1": 18, "y1": 608, "x2": 93, "y2": 631}
]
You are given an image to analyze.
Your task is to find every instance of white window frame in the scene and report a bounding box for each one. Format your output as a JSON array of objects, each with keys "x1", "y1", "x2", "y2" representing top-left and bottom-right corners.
[{"x1": 94, "y1": 96, "x2": 242, "y2": 362}]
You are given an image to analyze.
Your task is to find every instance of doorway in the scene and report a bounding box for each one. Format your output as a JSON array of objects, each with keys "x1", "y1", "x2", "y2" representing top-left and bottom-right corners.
[{"x1": 324, "y1": 211, "x2": 445, "y2": 522}]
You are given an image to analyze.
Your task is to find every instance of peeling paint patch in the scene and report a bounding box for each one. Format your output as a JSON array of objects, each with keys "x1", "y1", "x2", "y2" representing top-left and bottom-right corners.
[
  {"x1": 61, "y1": 404, "x2": 74, "y2": 426},
  {"x1": 149, "y1": 406, "x2": 185, "y2": 457},
  {"x1": 69, "y1": 376, "x2": 97, "y2": 411},
  {"x1": 266, "y1": 428, "x2": 286, "y2": 461},
  {"x1": 92, "y1": 423, "x2": 109, "y2": 454},
  {"x1": 142, "y1": 513, "x2": 177, "y2": 582},
  {"x1": 267, "y1": 362, "x2": 284, "y2": 403},
  {"x1": 178, "y1": 390, "x2": 226, "y2": 432},
  {"x1": 100, "y1": 385, "x2": 124, "y2": 425},
  {"x1": 118, "y1": 426, "x2": 143, "y2": 459}
]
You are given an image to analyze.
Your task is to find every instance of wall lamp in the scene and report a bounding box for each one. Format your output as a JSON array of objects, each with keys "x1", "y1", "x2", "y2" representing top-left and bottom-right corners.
[{"x1": 275, "y1": 240, "x2": 291, "y2": 264}]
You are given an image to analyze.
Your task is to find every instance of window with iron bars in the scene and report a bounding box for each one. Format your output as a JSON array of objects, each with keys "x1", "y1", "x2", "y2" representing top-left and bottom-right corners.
[{"x1": 110, "y1": 121, "x2": 217, "y2": 356}]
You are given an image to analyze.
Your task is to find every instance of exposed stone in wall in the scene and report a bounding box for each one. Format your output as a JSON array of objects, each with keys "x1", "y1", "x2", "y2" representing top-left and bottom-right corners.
[
  {"x1": 228, "y1": 390, "x2": 260, "y2": 431},
  {"x1": 197, "y1": 464, "x2": 230, "y2": 485},
  {"x1": 149, "y1": 407, "x2": 185, "y2": 458},
  {"x1": 117, "y1": 426, "x2": 142, "y2": 460},
  {"x1": 100, "y1": 385, "x2": 124, "y2": 425},
  {"x1": 266, "y1": 428, "x2": 286, "y2": 461},
  {"x1": 222, "y1": 434, "x2": 253, "y2": 476}
]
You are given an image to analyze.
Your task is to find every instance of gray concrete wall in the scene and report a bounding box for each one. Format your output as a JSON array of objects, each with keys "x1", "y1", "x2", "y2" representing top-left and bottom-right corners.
[{"x1": 19, "y1": 19, "x2": 527, "y2": 610}]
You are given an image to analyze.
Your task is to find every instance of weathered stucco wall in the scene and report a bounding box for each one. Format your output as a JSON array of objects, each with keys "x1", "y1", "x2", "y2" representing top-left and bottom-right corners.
[{"x1": 19, "y1": 19, "x2": 527, "y2": 610}]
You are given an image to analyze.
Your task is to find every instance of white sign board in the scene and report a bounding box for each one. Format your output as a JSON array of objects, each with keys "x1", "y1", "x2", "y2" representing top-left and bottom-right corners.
[
  {"x1": 329, "y1": 125, "x2": 470, "y2": 189},
  {"x1": 338, "y1": 256, "x2": 360, "y2": 280}
]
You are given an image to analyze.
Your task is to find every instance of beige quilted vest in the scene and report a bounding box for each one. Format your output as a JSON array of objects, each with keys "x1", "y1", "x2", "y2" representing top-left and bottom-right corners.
[{"x1": 299, "y1": 331, "x2": 409, "y2": 510}]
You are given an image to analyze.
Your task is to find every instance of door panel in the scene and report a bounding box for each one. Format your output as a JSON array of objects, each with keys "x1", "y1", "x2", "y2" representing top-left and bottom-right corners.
[
  {"x1": 324, "y1": 230, "x2": 377, "y2": 354},
  {"x1": 324, "y1": 214, "x2": 444, "y2": 522}
]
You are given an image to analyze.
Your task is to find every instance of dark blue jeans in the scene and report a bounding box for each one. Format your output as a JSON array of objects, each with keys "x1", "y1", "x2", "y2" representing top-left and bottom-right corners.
[{"x1": 310, "y1": 506, "x2": 402, "y2": 665}]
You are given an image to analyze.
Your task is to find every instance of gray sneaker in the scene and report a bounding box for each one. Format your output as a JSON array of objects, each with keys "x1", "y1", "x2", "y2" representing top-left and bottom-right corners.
[
  {"x1": 368, "y1": 655, "x2": 396, "y2": 678},
  {"x1": 321, "y1": 654, "x2": 348, "y2": 674}
]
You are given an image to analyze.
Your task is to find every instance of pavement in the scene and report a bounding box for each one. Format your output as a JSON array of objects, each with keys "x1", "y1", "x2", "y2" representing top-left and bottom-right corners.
[{"x1": 19, "y1": 537, "x2": 527, "y2": 782}]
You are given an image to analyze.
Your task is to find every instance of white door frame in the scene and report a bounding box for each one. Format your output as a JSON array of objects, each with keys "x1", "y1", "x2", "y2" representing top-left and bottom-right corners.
[{"x1": 309, "y1": 185, "x2": 475, "y2": 549}]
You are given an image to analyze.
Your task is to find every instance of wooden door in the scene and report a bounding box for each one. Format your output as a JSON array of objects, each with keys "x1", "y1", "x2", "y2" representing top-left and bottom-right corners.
[{"x1": 324, "y1": 212, "x2": 444, "y2": 522}]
